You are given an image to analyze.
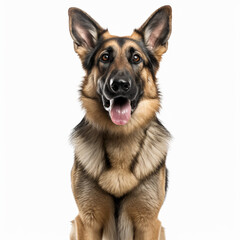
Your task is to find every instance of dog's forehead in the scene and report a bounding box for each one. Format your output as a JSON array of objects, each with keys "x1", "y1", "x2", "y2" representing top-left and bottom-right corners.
[{"x1": 99, "y1": 37, "x2": 145, "y2": 54}]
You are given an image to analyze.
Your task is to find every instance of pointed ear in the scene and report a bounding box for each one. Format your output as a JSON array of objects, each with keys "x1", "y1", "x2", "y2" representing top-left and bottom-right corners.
[
  {"x1": 68, "y1": 8, "x2": 104, "y2": 49},
  {"x1": 137, "y1": 6, "x2": 172, "y2": 51}
]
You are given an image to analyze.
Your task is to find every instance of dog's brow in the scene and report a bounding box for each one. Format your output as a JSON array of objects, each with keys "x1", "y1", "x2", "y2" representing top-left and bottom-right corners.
[
  {"x1": 103, "y1": 37, "x2": 139, "y2": 48},
  {"x1": 116, "y1": 38, "x2": 126, "y2": 47},
  {"x1": 104, "y1": 46, "x2": 113, "y2": 52}
]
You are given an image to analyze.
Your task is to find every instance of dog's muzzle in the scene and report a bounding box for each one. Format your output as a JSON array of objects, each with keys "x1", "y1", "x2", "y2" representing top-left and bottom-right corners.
[{"x1": 98, "y1": 71, "x2": 140, "y2": 126}]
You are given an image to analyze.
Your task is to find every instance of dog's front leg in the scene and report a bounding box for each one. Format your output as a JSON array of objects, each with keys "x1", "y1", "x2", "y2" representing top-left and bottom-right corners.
[
  {"x1": 119, "y1": 166, "x2": 167, "y2": 240},
  {"x1": 70, "y1": 215, "x2": 102, "y2": 240},
  {"x1": 134, "y1": 219, "x2": 165, "y2": 240},
  {"x1": 71, "y1": 162, "x2": 116, "y2": 240}
]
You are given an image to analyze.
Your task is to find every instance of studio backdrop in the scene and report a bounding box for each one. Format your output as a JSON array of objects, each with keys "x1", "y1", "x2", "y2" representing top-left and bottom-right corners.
[{"x1": 1, "y1": 0, "x2": 239, "y2": 240}]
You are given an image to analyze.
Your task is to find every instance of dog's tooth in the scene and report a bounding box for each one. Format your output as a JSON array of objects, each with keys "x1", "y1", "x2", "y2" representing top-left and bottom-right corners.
[
  {"x1": 110, "y1": 99, "x2": 114, "y2": 110},
  {"x1": 104, "y1": 106, "x2": 110, "y2": 111}
]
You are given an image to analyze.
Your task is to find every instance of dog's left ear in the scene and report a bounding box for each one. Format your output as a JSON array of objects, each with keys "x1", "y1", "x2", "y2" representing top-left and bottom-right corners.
[{"x1": 137, "y1": 6, "x2": 172, "y2": 56}]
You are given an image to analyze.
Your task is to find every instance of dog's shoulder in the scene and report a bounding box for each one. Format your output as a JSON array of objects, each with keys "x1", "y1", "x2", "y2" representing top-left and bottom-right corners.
[
  {"x1": 71, "y1": 117, "x2": 106, "y2": 179},
  {"x1": 131, "y1": 117, "x2": 171, "y2": 180},
  {"x1": 152, "y1": 117, "x2": 171, "y2": 141}
]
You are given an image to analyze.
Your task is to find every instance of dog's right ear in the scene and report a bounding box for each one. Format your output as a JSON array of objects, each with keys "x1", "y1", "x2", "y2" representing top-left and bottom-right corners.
[{"x1": 68, "y1": 8, "x2": 104, "y2": 57}]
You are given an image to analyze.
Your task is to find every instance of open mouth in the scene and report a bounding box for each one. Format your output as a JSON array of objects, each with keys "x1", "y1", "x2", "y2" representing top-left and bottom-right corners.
[{"x1": 103, "y1": 97, "x2": 132, "y2": 125}]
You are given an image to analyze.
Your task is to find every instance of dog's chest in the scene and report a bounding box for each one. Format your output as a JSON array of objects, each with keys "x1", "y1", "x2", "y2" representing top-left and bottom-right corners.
[
  {"x1": 97, "y1": 132, "x2": 143, "y2": 197},
  {"x1": 72, "y1": 119, "x2": 170, "y2": 197},
  {"x1": 104, "y1": 132, "x2": 142, "y2": 169}
]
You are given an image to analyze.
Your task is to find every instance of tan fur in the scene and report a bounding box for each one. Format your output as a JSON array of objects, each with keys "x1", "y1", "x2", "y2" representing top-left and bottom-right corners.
[
  {"x1": 99, "y1": 169, "x2": 139, "y2": 197},
  {"x1": 81, "y1": 95, "x2": 160, "y2": 135},
  {"x1": 78, "y1": 36, "x2": 162, "y2": 135},
  {"x1": 71, "y1": 119, "x2": 170, "y2": 239},
  {"x1": 132, "y1": 121, "x2": 170, "y2": 179},
  {"x1": 71, "y1": 26, "x2": 166, "y2": 136},
  {"x1": 68, "y1": 5, "x2": 172, "y2": 240}
]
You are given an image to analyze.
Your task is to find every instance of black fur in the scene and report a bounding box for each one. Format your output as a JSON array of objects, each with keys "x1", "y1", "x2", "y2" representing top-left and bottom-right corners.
[
  {"x1": 113, "y1": 196, "x2": 123, "y2": 229},
  {"x1": 130, "y1": 126, "x2": 149, "y2": 172},
  {"x1": 165, "y1": 167, "x2": 168, "y2": 193},
  {"x1": 83, "y1": 37, "x2": 159, "y2": 74},
  {"x1": 116, "y1": 37, "x2": 126, "y2": 47}
]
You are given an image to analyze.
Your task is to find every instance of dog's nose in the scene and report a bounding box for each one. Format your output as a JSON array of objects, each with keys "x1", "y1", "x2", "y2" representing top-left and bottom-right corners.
[{"x1": 110, "y1": 78, "x2": 131, "y2": 94}]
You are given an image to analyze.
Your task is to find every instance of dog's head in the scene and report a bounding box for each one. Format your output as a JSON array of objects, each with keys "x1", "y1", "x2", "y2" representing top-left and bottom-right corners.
[{"x1": 68, "y1": 6, "x2": 172, "y2": 134}]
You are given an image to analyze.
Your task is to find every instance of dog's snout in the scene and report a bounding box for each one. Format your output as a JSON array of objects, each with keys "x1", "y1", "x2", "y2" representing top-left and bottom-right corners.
[
  {"x1": 102, "y1": 70, "x2": 138, "y2": 100},
  {"x1": 110, "y1": 78, "x2": 131, "y2": 93}
]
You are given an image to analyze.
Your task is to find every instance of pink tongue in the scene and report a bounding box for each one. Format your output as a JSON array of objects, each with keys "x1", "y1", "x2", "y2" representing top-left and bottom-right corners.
[{"x1": 110, "y1": 100, "x2": 131, "y2": 125}]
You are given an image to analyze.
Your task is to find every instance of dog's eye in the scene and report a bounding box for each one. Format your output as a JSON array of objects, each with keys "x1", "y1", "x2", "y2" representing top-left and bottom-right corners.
[
  {"x1": 132, "y1": 54, "x2": 142, "y2": 64},
  {"x1": 100, "y1": 53, "x2": 110, "y2": 63}
]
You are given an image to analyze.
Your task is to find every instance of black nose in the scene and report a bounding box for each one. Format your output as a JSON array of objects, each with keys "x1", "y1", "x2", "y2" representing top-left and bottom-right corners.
[{"x1": 110, "y1": 78, "x2": 131, "y2": 93}]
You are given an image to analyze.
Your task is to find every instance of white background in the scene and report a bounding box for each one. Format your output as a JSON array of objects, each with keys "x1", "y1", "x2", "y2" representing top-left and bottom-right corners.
[{"x1": 1, "y1": 0, "x2": 240, "y2": 239}]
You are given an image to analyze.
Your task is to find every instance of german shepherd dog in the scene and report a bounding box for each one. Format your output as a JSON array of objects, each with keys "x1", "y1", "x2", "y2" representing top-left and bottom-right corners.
[{"x1": 68, "y1": 5, "x2": 172, "y2": 240}]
